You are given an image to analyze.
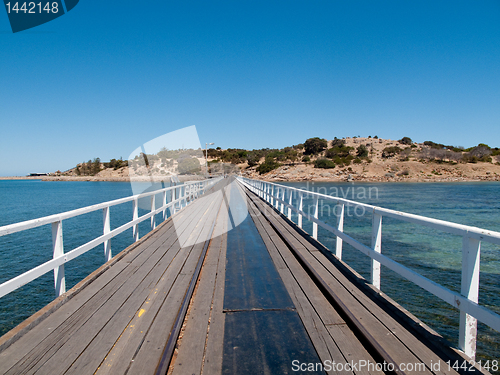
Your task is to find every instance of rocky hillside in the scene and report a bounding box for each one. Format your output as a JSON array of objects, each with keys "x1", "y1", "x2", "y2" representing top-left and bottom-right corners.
[
  {"x1": 50, "y1": 136, "x2": 500, "y2": 182},
  {"x1": 240, "y1": 137, "x2": 500, "y2": 182}
]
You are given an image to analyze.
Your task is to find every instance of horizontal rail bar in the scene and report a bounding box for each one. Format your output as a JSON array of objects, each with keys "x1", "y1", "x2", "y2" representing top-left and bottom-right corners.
[
  {"x1": 243, "y1": 179, "x2": 500, "y2": 245},
  {"x1": 0, "y1": 180, "x2": 206, "y2": 237},
  {"x1": 0, "y1": 199, "x2": 177, "y2": 299}
]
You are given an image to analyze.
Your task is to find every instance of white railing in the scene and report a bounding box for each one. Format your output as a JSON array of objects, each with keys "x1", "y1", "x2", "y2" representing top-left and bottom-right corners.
[
  {"x1": 0, "y1": 177, "x2": 222, "y2": 300},
  {"x1": 238, "y1": 177, "x2": 500, "y2": 360}
]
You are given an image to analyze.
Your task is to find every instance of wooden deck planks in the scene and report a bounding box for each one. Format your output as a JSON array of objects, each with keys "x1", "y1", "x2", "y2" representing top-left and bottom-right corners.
[
  {"x1": 199, "y1": 185, "x2": 231, "y2": 375},
  {"x1": 246, "y1": 191, "x2": 436, "y2": 374},
  {"x1": 0, "y1": 218, "x2": 176, "y2": 371},
  {"x1": 170, "y1": 184, "x2": 231, "y2": 375},
  {"x1": 245, "y1": 191, "x2": 381, "y2": 375},
  {"x1": 69, "y1": 205, "x2": 218, "y2": 375},
  {"x1": 243, "y1": 186, "x2": 469, "y2": 375},
  {"x1": 125, "y1": 193, "x2": 223, "y2": 375},
  {"x1": 24, "y1": 195, "x2": 217, "y2": 375}
]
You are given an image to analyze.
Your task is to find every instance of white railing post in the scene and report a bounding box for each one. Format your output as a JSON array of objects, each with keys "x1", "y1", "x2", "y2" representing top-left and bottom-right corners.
[
  {"x1": 171, "y1": 183, "x2": 177, "y2": 215},
  {"x1": 271, "y1": 185, "x2": 275, "y2": 206},
  {"x1": 103, "y1": 207, "x2": 112, "y2": 262},
  {"x1": 371, "y1": 212, "x2": 382, "y2": 289},
  {"x1": 280, "y1": 189, "x2": 285, "y2": 214},
  {"x1": 459, "y1": 236, "x2": 480, "y2": 359},
  {"x1": 179, "y1": 185, "x2": 186, "y2": 211},
  {"x1": 312, "y1": 196, "x2": 319, "y2": 240},
  {"x1": 298, "y1": 192, "x2": 303, "y2": 229},
  {"x1": 266, "y1": 183, "x2": 270, "y2": 203},
  {"x1": 287, "y1": 189, "x2": 292, "y2": 220},
  {"x1": 162, "y1": 190, "x2": 167, "y2": 220},
  {"x1": 51, "y1": 220, "x2": 66, "y2": 297},
  {"x1": 133, "y1": 198, "x2": 139, "y2": 242},
  {"x1": 336, "y1": 203, "x2": 344, "y2": 259},
  {"x1": 151, "y1": 195, "x2": 156, "y2": 230}
]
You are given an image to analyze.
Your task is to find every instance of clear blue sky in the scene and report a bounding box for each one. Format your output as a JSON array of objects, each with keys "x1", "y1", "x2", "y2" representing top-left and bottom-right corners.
[{"x1": 1, "y1": 0, "x2": 499, "y2": 176}]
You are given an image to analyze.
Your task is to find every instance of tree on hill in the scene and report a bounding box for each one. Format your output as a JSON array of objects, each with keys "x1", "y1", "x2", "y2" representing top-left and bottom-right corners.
[
  {"x1": 304, "y1": 137, "x2": 327, "y2": 155},
  {"x1": 256, "y1": 156, "x2": 280, "y2": 175},
  {"x1": 92, "y1": 158, "x2": 101, "y2": 175},
  {"x1": 399, "y1": 137, "x2": 412, "y2": 145},
  {"x1": 356, "y1": 145, "x2": 369, "y2": 157}
]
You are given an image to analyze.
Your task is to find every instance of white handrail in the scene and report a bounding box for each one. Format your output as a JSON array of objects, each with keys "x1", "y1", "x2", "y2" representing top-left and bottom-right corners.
[
  {"x1": 0, "y1": 177, "x2": 222, "y2": 300},
  {"x1": 238, "y1": 177, "x2": 500, "y2": 360}
]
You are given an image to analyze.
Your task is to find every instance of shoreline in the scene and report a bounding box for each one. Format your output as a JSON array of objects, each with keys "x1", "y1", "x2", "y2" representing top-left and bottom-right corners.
[
  {"x1": 1, "y1": 175, "x2": 499, "y2": 183},
  {"x1": 0, "y1": 175, "x2": 205, "y2": 182}
]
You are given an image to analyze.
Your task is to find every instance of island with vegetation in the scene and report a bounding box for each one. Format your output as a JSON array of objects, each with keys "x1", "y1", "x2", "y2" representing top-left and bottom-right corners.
[{"x1": 9, "y1": 136, "x2": 500, "y2": 182}]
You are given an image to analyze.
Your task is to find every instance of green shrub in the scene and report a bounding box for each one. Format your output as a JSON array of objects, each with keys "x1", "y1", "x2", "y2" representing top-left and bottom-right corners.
[
  {"x1": 104, "y1": 158, "x2": 128, "y2": 170},
  {"x1": 92, "y1": 158, "x2": 101, "y2": 175},
  {"x1": 314, "y1": 159, "x2": 336, "y2": 169},
  {"x1": 382, "y1": 146, "x2": 402, "y2": 158},
  {"x1": 356, "y1": 145, "x2": 369, "y2": 157},
  {"x1": 256, "y1": 157, "x2": 281, "y2": 174},
  {"x1": 246, "y1": 154, "x2": 260, "y2": 167},
  {"x1": 399, "y1": 137, "x2": 412, "y2": 145},
  {"x1": 331, "y1": 138, "x2": 345, "y2": 148},
  {"x1": 325, "y1": 144, "x2": 353, "y2": 158},
  {"x1": 462, "y1": 155, "x2": 478, "y2": 163},
  {"x1": 302, "y1": 155, "x2": 311, "y2": 162},
  {"x1": 424, "y1": 141, "x2": 444, "y2": 149},
  {"x1": 353, "y1": 158, "x2": 362, "y2": 164},
  {"x1": 304, "y1": 137, "x2": 328, "y2": 155}
]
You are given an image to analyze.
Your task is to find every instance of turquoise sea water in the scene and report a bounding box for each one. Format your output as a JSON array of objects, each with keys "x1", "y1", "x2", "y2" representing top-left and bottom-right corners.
[{"x1": 0, "y1": 180, "x2": 499, "y2": 366}]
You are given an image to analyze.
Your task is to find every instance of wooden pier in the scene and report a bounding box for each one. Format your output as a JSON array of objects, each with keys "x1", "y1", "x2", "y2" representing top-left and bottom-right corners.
[{"x1": 0, "y1": 177, "x2": 488, "y2": 375}]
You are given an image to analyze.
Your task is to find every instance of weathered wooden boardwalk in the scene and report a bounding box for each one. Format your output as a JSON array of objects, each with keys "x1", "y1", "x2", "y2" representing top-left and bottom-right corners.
[{"x1": 0, "y1": 177, "x2": 486, "y2": 375}]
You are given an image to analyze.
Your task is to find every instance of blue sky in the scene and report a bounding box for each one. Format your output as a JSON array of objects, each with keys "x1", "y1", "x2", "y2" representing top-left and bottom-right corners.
[{"x1": 1, "y1": 0, "x2": 499, "y2": 175}]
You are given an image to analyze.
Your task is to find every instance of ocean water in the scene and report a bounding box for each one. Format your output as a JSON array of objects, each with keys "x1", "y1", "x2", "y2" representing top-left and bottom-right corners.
[{"x1": 0, "y1": 180, "x2": 499, "y2": 367}]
